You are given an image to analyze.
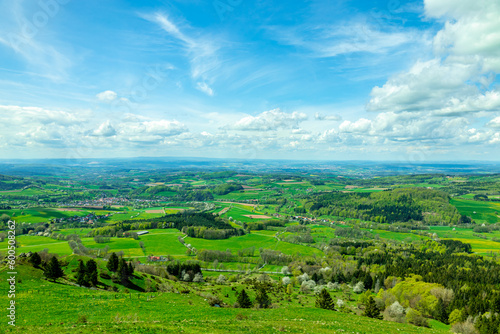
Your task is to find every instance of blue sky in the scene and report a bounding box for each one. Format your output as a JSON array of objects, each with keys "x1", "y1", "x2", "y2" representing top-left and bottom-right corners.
[{"x1": 1, "y1": 0, "x2": 499, "y2": 161}]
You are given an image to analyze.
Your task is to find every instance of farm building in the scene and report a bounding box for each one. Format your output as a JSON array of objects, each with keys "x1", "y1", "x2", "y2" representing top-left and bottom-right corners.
[{"x1": 136, "y1": 231, "x2": 149, "y2": 236}]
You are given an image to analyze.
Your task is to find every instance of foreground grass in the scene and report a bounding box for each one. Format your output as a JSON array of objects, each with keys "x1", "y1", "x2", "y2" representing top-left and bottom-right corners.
[{"x1": 1, "y1": 265, "x2": 447, "y2": 334}]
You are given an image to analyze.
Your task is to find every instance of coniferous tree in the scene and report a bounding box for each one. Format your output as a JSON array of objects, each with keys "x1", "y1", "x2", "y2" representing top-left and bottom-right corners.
[
  {"x1": 44, "y1": 256, "x2": 64, "y2": 282},
  {"x1": 363, "y1": 296, "x2": 382, "y2": 319},
  {"x1": 237, "y1": 289, "x2": 252, "y2": 308},
  {"x1": 435, "y1": 298, "x2": 448, "y2": 324},
  {"x1": 127, "y1": 261, "x2": 134, "y2": 276},
  {"x1": 255, "y1": 287, "x2": 271, "y2": 308},
  {"x1": 315, "y1": 288, "x2": 335, "y2": 311},
  {"x1": 86, "y1": 259, "x2": 98, "y2": 286},
  {"x1": 29, "y1": 252, "x2": 42, "y2": 267},
  {"x1": 364, "y1": 274, "x2": 373, "y2": 290},
  {"x1": 76, "y1": 259, "x2": 88, "y2": 286},
  {"x1": 491, "y1": 294, "x2": 500, "y2": 313},
  {"x1": 117, "y1": 258, "x2": 128, "y2": 282},
  {"x1": 107, "y1": 252, "x2": 119, "y2": 272}
]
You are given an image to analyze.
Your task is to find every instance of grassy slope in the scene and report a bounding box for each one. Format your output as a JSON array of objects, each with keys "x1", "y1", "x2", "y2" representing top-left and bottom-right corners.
[
  {"x1": 0, "y1": 264, "x2": 447, "y2": 334},
  {"x1": 451, "y1": 198, "x2": 500, "y2": 224}
]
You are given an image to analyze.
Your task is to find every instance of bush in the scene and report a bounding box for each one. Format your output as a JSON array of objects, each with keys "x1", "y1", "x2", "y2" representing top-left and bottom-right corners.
[
  {"x1": 451, "y1": 318, "x2": 479, "y2": 334},
  {"x1": 406, "y1": 308, "x2": 429, "y2": 327},
  {"x1": 216, "y1": 274, "x2": 227, "y2": 285},
  {"x1": 205, "y1": 294, "x2": 223, "y2": 307},
  {"x1": 353, "y1": 281, "x2": 365, "y2": 294},
  {"x1": 383, "y1": 301, "x2": 405, "y2": 323},
  {"x1": 100, "y1": 272, "x2": 111, "y2": 280}
]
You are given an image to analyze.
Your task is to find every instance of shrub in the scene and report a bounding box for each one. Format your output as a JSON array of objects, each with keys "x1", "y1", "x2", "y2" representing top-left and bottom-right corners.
[
  {"x1": 384, "y1": 301, "x2": 405, "y2": 323},
  {"x1": 316, "y1": 288, "x2": 335, "y2": 311},
  {"x1": 406, "y1": 308, "x2": 429, "y2": 327},
  {"x1": 100, "y1": 272, "x2": 111, "y2": 280}
]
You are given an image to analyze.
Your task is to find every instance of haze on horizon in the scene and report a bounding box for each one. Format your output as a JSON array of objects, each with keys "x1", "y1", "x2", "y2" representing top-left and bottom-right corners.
[{"x1": 0, "y1": 0, "x2": 499, "y2": 162}]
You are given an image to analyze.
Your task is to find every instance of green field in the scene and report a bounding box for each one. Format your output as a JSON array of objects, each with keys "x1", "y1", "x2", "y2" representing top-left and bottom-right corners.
[
  {"x1": 0, "y1": 208, "x2": 97, "y2": 224},
  {"x1": 429, "y1": 226, "x2": 500, "y2": 255},
  {"x1": 451, "y1": 198, "x2": 500, "y2": 224}
]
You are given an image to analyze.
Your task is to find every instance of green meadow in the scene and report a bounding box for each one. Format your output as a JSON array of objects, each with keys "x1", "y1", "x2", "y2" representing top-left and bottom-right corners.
[
  {"x1": 0, "y1": 208, "x2": 95, "y2": 224},
  {"x1": 0, "y1": 264, "x2": 448, "y2": 334},
  {"x1": 429, "y1": 226, "x2": 500, "y2": 255},
  {"x1": 451, "y1": 198, "x2": 500, "y2": 224}
]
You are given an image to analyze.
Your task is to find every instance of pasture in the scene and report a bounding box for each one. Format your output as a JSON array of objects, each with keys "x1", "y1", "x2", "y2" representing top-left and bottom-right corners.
[
  {"x1": 0, "y1": 264, "x2": 448, "y2": 334},
  {"x1": 451, "y1": 198, "x2": 500, "y2": 224}
]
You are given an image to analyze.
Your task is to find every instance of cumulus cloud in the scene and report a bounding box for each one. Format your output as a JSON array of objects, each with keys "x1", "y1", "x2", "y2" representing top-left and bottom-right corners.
[
  {"x1": 118, "y1": 118, "x2": 188, "y2": 143},
  {"x1": 318, "y1": 112, "x2": 484, "y2": 149},
  {"x1": 0, "y1": 105, "x2": 81, "y2": 125},
  {"x1": 231, "y1": 108, "x2": 307, "y2": 131},
  {"x1": 367, "y1": 0, "x2": 500, "y2": 116},
  {"x1": 93, "y1": 121, "x2": 117, "y2": 137},
  {"x1": 487, "y1": 116, "x2": 500, "y2": 128},
  {"x1": 96, "y1": 90, "x2": 118, "y2": 103}
]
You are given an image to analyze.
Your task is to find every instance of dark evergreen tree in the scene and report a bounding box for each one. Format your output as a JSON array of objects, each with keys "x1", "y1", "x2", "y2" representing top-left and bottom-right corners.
[
  {"x1": 255, "y1": 287, "x2": 271, "y2": 309},
  {"x1": 237, "y1": 289, "x2": 252, "y2": 308},
  {"x1": 311, "y1": 272, "x2": 319, "y2": 283},
  {"x1": 363, "y1": 297, "x2": 382, "y2": 319},
  {"x1": 117, "y1": 258, "x2": 128, "y2": 282},
  {"x1": 29, "y1": 252, "x2": 41, "y2": 267},
  {"x1": 127, "y1": 261, "x2": 134, "y2": 276},
  {"x1": 435, "y1": 298, "x2": 448, "y2": 324},
  {"x1": 107, "y1": 252, "x2": 119, "y2": 272},
  {"x1": 364, "y1": 273, "x2": 373, "y2": 290},
  {"x1": 44, "y1": 256, "x2": 64, "y2": 282},
  {"x1": 491, "y1": 294, "x2": 500, "y2": 313},
  {"x1": 86, "y1": 259, "x2": 98, "y2": 286},
  {"x1": 76, "y1": 259, "x2": 88, "y2": 286},
  {"x1": 315, "y1": 288, "x2": 335, "y2": 311}
]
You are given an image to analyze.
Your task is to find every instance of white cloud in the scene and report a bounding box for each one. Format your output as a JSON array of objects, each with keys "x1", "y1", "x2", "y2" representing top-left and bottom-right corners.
[
  {"x1": 231, "y1": 108, "x2": 307, "y2": 131},
  {"x1": 0, "y1": 105, "x2": 81, "y2": 125},
  {"x1": 368, "y1": 0, "x2": 500, "y2": 116},
  {"x1": 96, "y1": 90, "x2": 118, "y2": 103},
  {"x1": 142, "y1": 13, "x2": 220, "y2": 85},
  {"x1": 268, "y1": 21, "x2": 421, "y2": 57},
  {"x1": 118, "y1": 118, "x2": 188, "y2": 143},
  {"x1": 93, "y1": 121, "x2": 116, "y2": 137},
  {"x1": 487, "y1": 116, "x2": 500, "y2": 128},
  {"x1": 315, "y1": 112, "x2": 341, "y2": 121},
  {"x1": 196, "y1": 82, "x2": 214, "y2": 96}
]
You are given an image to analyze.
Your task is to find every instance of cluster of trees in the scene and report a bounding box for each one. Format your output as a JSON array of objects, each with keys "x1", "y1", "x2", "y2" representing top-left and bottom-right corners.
[
  {"x1": 245, "y1": 220, "x2": 286, "y2": 231},
  {"x1": 283, "y1": 232, "x2": 314, "y2": 244},
  {"x1": 90, "y1": 212, "x2": 243, "y2": 240},
  {"x1": 76, "y1": 259, "x2": 98, "y2": 286},
  {"x1": 197, "y1": 249, "x2": 234, "y2": 262},
  {"x1": 28, "y1": 252, "x2": 64, "y2": 282},
  {"x1": 181, "y1": 225, "x2": 243, "y2": 239},
  {"x1": 165, "y1": 260, "x2": 202, "y2": 281},
  {"x1": 353, "y1": 241, "x2": 500, "y2": 328},
  {"x1": 299, "y1": 188, "x2": 462, "y2": 225},
  {"x1": 235, "y1": 287, "x2": 270, "y2": 309},
  {"x1": 334, "y1": 226, "x2": 373, "y2": 239},
  {"x1": 106, "y1": 252, "x2": 134, "y2": 283},
  {"x1": 212, "y1": 183, "x2": 243, "y2": 195},
  {"x1": 259, "y1": 249, "x2": 292, "y2": 265}
]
